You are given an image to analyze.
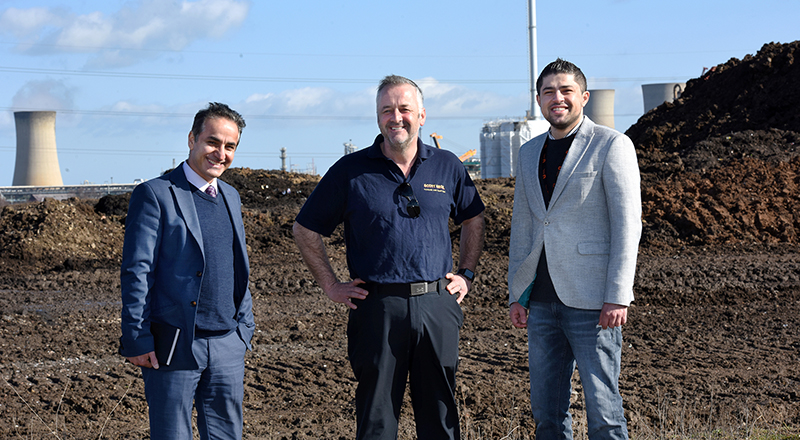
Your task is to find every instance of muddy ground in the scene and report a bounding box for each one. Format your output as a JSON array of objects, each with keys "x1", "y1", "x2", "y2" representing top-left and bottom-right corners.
[{"x1": 1, "y1": 41, "x2": 800, "y2": 439}]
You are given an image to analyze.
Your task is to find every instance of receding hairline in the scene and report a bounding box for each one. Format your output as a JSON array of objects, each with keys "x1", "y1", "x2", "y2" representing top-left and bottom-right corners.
[{"x1": 376, "y1": 75, "x2": 424, "y2": 110}]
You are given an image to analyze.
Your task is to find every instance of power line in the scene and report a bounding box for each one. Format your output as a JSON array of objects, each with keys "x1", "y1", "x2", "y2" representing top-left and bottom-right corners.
[
  {"x1": 0, "y1": 106, "x2": 545, "y2": 121},
  {"x1": 0, "y1": 65, "x2": 690, "y2": 85},
  {"x1": 0, "y1": 40, "x2": 522, "y2": 59}
]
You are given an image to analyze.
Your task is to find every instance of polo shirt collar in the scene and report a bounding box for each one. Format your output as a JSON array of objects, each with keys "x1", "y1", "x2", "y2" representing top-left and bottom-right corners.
[{"x1": 366, "y1": 134, "x2": 433, "y2": 161}]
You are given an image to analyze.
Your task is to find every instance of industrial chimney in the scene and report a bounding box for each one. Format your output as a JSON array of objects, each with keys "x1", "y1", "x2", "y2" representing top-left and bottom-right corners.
[{"x1": 12, "y1": 111, "x2": 63, "y2": 186}]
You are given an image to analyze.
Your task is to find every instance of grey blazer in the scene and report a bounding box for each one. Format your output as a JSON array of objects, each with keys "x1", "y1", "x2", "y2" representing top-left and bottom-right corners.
[{"x1": 508, "y1": 117, "x2": 642, "y2": 310}]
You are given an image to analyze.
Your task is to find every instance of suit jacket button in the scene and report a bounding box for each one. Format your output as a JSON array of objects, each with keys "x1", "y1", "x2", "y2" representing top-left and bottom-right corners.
[
  {"x1": 190, "y1": 301, "x2": 197, "y2": 307},
  {"x1": 196, "y1": 271, "x2": 202, "y2": 277}
]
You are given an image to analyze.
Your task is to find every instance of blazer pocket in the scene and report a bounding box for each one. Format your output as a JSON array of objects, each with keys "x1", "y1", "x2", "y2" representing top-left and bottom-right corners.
[
  {"x1": 578, "y1": 241, "x2": 610, "y2": 255},
  {"x1": 574, "y1": 171, "x2": 598, "y2": 201}
]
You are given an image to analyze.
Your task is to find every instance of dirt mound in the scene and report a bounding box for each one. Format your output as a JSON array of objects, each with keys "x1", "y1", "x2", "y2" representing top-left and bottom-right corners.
[
  {"x1": 0, "y1": 197, "x2": 124, "y2": 273},
  {"x1": 627, "y1": 40, "x2": 800, "y2": 248},
  {"x1": 629, "y1": 40, "x2": 800, "y2": 180}
]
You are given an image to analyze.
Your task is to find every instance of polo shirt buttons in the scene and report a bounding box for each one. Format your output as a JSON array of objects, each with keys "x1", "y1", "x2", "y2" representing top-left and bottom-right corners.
[
  {"x1": 544, "y1": 220, "x2": 551, "y2": 226},
  {"x1": 190, "y1": 301, "x2": 197, "y2": 307}
]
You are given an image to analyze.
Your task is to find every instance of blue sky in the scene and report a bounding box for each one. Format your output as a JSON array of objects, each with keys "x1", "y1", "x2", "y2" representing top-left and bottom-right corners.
[{"x1": 0, "y1": 0, "x2": 797, "y2": 186}]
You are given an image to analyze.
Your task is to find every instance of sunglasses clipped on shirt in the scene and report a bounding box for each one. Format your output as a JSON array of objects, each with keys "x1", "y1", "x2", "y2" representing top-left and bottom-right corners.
[{"x1": 397, "y1": 182, "x2": 421, "y2": 218}]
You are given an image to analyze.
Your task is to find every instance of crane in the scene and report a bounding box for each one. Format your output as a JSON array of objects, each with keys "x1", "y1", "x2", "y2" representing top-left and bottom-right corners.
[
  {"x1": 429, "y1": 132, "x2": 443, "y2": 149},
  {"x1": 431, "y1": 132, "x2": 476, "y2": 163},
  {"x1": 458, "y1": 149, "x2": 477, "y2": 162}
]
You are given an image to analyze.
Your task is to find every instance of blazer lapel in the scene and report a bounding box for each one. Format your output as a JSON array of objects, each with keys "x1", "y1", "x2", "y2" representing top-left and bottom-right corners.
[
  {"x1": 169, "y1": 165, "x2": 204, "y2": 254},
  {"x1": 547, "y1": 119, "x2": 595, "y2": 209}
]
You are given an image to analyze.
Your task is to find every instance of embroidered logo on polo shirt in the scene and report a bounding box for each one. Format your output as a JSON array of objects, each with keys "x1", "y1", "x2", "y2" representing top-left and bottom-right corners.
[{"x1": 423, "y1": 183, "x2": 446, "y2": 194}]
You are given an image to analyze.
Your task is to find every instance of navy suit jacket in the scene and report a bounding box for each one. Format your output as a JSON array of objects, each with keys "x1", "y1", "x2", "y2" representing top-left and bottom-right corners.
[{"x1": 119, "y1": 164, "x2": 254, "y2": 370}]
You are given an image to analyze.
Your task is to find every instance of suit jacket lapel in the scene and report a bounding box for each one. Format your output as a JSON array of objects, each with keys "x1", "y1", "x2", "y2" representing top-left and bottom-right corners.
[
  {"x1": 169, "y1": 165, "x2": 204, "y2": 254},
  {"x1": 547, "y1": 119, "x2": 595, "y2": 209}
]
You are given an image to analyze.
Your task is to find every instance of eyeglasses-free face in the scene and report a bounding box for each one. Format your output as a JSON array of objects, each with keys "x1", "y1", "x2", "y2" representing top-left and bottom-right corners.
[{"x1": 397, "y1": 182, "x2": 420, "y2": 218}]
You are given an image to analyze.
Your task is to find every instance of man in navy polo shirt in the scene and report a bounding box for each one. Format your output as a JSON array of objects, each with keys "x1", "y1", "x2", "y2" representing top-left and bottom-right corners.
[{"x1": 293, "y1": 75, "x2": 485, "y2": 440}]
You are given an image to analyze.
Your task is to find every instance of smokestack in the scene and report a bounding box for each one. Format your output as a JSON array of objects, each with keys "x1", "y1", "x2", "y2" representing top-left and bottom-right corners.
[
  {"x1": 526, "y1": 0, "x2": 542, "y2": 120},
  {"x1": 12, "y1": 111, "x2": 63, "y2": 186}
]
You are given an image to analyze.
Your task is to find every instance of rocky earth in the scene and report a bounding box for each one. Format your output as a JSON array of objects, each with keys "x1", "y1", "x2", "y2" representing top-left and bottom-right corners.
[{"x1": 1, "y1": 41, "x2": 800, "y2": 439}]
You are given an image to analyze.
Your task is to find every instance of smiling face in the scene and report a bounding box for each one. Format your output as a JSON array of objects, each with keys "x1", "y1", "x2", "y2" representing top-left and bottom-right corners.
[
  {"x1": 377, "y1": 83, "x2": 426, "y2": 153},
  {"x1": 187, "y1": 116, "x2": 240, "y2": 182},
  {"x1": 536, "y1": 73, "x2": 590, "y2": 139}
]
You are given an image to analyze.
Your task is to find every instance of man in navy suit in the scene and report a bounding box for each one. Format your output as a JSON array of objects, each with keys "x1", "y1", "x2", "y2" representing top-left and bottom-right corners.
[{"x1": 120, "y1": 102, "x2": 254, "y2": 440}]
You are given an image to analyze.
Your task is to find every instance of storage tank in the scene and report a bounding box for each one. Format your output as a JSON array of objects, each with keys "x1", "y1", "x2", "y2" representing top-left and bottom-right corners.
[
  {"x1": 584, "y1": 89, "x2": 615, "y2": 129},
  {"x1": 642, "y1": 83, "x2": 685, "y2": 113},
  {"x1": 13, "y1": 111, "x2": 63, "y2": 186},
  {"x1": 480, "y1": 118, "x2": 549, "y2": 178}
]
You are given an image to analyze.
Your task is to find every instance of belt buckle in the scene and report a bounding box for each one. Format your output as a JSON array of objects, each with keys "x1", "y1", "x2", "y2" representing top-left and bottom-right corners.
[{"x1": 409, "y1": 282, "x2": 428, "y2": 296}]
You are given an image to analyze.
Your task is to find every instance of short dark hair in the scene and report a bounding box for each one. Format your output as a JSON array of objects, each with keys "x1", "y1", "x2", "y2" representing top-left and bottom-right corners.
[
  {"x1": 191, "y1": 102, "x2": 246, "y2": 142},
  {"x1": 376, "y1": 75, "x2": 424, "y2": 109},
  {"x1": 536, "y1": 58, "x2": 588, "y2": 95}
]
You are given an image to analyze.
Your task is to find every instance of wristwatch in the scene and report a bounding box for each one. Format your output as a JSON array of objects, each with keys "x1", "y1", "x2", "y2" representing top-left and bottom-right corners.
[{"x1": 456, "y1": 268, "x2": 475, "y2": 282}]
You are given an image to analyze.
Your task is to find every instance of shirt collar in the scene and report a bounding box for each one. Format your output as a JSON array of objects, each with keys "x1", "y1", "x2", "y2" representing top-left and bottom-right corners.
[
  {"x1": 182, "y1": 161, "x2": 218, "y2": 193},
  {"x1": 548, "y1": 116, "x2": 584, "y2": 140},
  {"x1": 366, "y1": 134, "x2": 433, "y2": 161}
]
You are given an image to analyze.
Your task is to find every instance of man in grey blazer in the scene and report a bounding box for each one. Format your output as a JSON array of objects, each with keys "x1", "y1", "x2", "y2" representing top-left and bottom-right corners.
[
  {"x1": 508, "y1": 59, "x2": 641, "y2": 440},
  {"x1": 120, "y1": 103, "x2": 254, "y2": 440}
]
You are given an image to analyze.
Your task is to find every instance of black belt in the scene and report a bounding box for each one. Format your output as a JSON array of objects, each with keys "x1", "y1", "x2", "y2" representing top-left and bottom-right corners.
[{"x1": 364, "y1": 278, "x2": 448, "y2": 297}]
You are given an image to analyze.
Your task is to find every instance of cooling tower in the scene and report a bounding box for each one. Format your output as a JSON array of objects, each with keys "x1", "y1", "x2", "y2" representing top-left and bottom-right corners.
[
  {"x1": 584, "y1": 89, "x2": 615, "y2": 129},
  {"x1": 642, "y1": 83, "x2": 685, "y2": 113},
  {"x1": 12, "y1": 111, "x2": 63, "y2": 186}
]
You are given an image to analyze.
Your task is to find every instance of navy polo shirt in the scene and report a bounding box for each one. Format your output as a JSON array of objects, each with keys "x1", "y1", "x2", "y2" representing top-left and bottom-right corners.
[{"x1": 296, "y1": 135, "x2": 485, "y2": 284}]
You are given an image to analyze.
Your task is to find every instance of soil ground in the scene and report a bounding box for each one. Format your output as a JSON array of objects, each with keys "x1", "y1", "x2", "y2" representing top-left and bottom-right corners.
[{"x1": 1, "y1": 41, "x2": 800, "y2": 439}]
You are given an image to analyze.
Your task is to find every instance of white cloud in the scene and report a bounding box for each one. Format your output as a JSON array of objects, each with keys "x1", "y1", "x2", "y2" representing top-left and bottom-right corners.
[
  {"x1": 10, "y1": 79, "x2": 81, "y2": 126},
  {"x1": 282, "y1": 88, "x2": 337, "y2": 112},
  {"x1": 1, "y1": 0, "x2": 250, "y2": 67},
  {"x1": 245, "y1": 92, "x2": 275, "y2": 104},
  {"x1": 243, "y1": 87, "x2": 373, "y2": 117},
  {"x1": 240, "y1": 80, "x2": 526, "y2": 125},
  {"x1": 417, "y1": 77, "x2": 527, "y2": 117},
  {"x1": 110, "y1": 101, "x2": 165, "y2": 113},
  {"x1": 12, "y1": 79, "x2": 76, "y2": 111},
  {"x1": 0, "y1": 7, "x2": 66, "y2": 38}
]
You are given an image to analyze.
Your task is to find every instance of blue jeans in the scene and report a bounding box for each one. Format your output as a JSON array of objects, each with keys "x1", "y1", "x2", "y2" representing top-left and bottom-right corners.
[{"x1": 527, "y1": 301, "x2": 628, "y2": 440}]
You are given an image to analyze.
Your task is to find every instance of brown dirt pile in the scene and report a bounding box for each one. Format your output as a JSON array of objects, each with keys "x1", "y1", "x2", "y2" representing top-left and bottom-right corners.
[
  {"x1": 628, "y1": 40, "x2": 800, "y2": 248},
  {"x1": 1, "y1": 41, "x2": 800, "y2": 439}
]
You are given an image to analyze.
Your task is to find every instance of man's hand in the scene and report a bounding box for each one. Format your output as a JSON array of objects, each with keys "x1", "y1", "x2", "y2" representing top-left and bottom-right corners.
[
  {"x1": 599, "y1": 303, "x2": 628, "y2": 329},
  {"x1": 127, "y1": 351, "x2": 159, "y2": 369},
  {"x1": 445, "y1": 272, "x2": 470, "y2": 303},
  {"x1": 324, "y1": 278, "x2": 368, "y2": 310},
  {"x1": 509, "y1": 302, "x2": 528, "y2": 329}
]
